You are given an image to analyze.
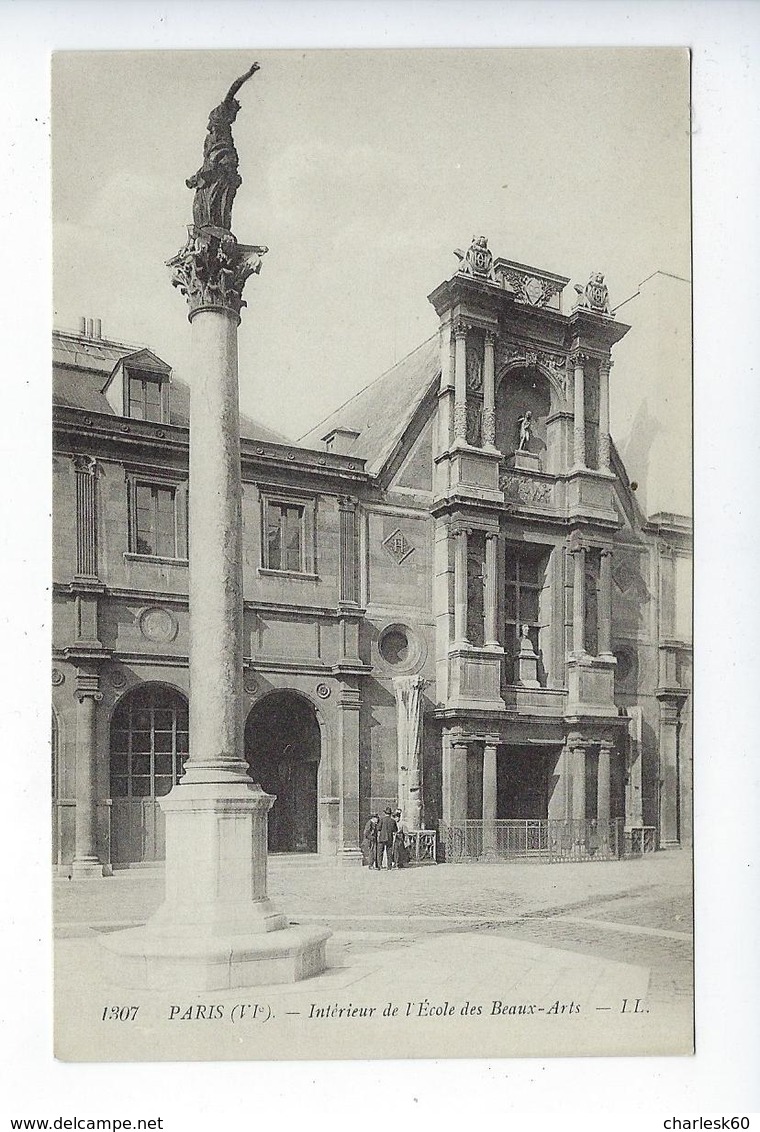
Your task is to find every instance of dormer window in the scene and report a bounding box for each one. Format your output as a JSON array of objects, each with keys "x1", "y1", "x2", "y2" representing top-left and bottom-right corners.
[{"x1": 127, "y1": 370, "x2": 167, "y2": 423}]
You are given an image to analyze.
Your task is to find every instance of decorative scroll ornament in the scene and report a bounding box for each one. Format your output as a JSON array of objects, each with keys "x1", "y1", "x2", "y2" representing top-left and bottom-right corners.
[
  {"x1": 500, "y1": 473, "x2": 552, "y2": 507},
  {"x1": 453, "y1": 235, "x2": 497, "y2": 283},
  {"x1": 168, "y1": 226, "x2": 268, "y2": 318},
  {"x1": 574, "y1": 271, "x2": 611, "y2": 314}
]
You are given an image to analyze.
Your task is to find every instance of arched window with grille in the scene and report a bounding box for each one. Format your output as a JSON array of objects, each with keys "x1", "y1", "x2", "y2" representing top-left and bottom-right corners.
[{"x1": 110, "y1": 684, "x2": 189, "y2": 800}]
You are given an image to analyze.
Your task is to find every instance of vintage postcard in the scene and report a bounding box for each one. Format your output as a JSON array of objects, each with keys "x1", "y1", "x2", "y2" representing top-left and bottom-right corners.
[{"x1": 51, "y1": 47, "x2": 692, "y2": 1062}]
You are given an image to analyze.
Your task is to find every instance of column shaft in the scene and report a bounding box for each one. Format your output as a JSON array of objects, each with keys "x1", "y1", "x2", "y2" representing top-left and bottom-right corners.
[
  {"x1": 453, "y1": 326, "x2": 467, "y2": 442},
  {"x1": 72, "y1": 685, "x2": 102, "y2": 876},
  {"x1": 597, "y1": 743, "x2": 612, "y2": 824},
  {"x1": 338, "y1": 497, "x2": 358, "y2": 605},
  {"x1": 74, "y1": 458, "x2": 98, "y2": 577},
  {"x1": 482, "y1": 332, "x2": 496, "y2": 447},
  {"x1": 484, "y1": 532, "x2": 499, "y2": 646},
  {"x1": 569, "y1": 744, "x2": 586, "y2": 821},
  {"x1": 442, "y1": 736, "x2": 468, "y2": 826},
  {"x1": 573, "y1": 357, "x2": 586, "y2": 467},
  {"x1": 482, "y1": 743, "x2": 498, "y2": 854},
  {"x1": 572, "y1": 545, "x2": 586, "y2": 654},
  {"x1": 599, "y1": 360, "x2": 611, "y2": 470},
  {"x1": 186, "y1": 308, "x2": 249, "y2": 783},
  {"x1": 599, "y1": 548, "x2": 613, "y2": 655},
  {"x1": 454, "y1": 529, "x2": 469, "y2": 644},
  {"x1": 338, "y1": 683, "x2": 362, "y2": 860}
]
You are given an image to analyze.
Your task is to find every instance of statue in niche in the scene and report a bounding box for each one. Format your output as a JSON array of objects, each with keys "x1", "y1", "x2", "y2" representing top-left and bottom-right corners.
[
  {"x1": 517, "y1": 409, "x2": 533, "y2": 451},
  {"x1": 186, "y1": 63, "x2": 260, "y2": 231}
]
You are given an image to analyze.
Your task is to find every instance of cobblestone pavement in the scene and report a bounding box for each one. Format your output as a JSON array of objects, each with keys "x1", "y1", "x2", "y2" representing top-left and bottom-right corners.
[{"x1": 54, "y1": 851, "x2": 693, "y2": 1005}]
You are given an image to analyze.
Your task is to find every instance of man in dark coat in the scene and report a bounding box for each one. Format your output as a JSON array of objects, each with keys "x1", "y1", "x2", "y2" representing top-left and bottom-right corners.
[{"x1": 377, "y1": 808, "x2": 398, "y2": 870}]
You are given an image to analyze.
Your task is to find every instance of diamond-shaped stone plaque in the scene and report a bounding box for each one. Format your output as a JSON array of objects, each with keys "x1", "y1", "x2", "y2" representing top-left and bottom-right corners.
[{"x1": 383, "y1": 528, "x2": 415, "y2": 565}]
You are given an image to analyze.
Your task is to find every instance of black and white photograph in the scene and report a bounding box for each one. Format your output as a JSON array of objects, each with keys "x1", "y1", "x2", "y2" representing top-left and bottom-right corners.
[{"x1": 48, "y1": 45, "x2": 697, "y2": 1063}]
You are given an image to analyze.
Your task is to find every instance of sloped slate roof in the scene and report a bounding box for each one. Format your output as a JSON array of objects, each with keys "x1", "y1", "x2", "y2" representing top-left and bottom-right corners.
[
  {"x1": 299, "y1": 334, "x2": 440, "y2": 476},
  {"x1": 52, "y1": 332, "x2": 289, "y2": 445}
]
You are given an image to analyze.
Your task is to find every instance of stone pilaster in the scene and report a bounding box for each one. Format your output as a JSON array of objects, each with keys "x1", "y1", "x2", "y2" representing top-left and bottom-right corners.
[
  {"x1": 483, "y1": 531, "x2": 499, "y2": 647},
  {"x1": 338, "y1": 496, "x2": 359, "y2": 606},
  {"x1": 482, "y1": 329, "x2": 497, "y2": 449},
  {"x1": 453, "y1": 528, "x2": 469, "y2": 645},
  {"x1": 599, "y1": 547, "x2": 614, "y2": 657},
  {"x1": 599, "y1": 358, "x2": 612, "y2": 470},
  {"x1": 657, "y1": 693, "x2": 685, "y2": 847},
  {"x1": 572, "y1": 354, "x2": 586, "y2": 468},
  {"x1": 571, "y1": 543, "x2": 586, "y2": 655},
  {"x1": 452, "y1": 320, "x2": 468, "y2": 443},
  {"x1": 337, "y1": 680, "x2": 363, "y2": 863},
  {"x1": 73, "y1": 456, "x2": 98, "y2": 579},
  {"x1": 71, "y1": 668, "x2": 104, "y2": 878}
]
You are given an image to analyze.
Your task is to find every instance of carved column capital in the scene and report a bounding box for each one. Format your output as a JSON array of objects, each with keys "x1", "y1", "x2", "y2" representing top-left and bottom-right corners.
[
  {"x1": 483, "y1": 328, "x2": 497, "y2": 346},
  {"x1": 74, "y1": 668, "x2": 103, "y2": 703},
  {"x1": 452, "y1": 318, "x2": 469, "y2": 340},
  {"x1": 599, "y1": 357, "x2": 613, "y2": 376},
  {"x1": 73, "y1": 455, "x2": 97, "y2": 476},
  {"x1": 168, "y1": 225, "x2": 268, "y2": 320},
  {"x1": 484, "y1": 530, "x2": 499, "y2": 544}
]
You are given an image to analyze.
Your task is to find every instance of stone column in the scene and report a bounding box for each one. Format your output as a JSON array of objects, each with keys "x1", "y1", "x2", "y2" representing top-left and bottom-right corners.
[
  {"x1": 482, "y1": 742, "x2": 498, "y2": 854},
  {"x1": 573, "y1": 354, "x2": 586, "y2": 468},
  {"x1": 482, "y1": 329, "x2": 497, "y2": 449},
  {"x1": 599, "y1": 547, "x2": 613, "y2": 657},
  {"x1": 571, "y1": 543, "x2": 586, "y2": 655},
  {"x1": 453, "y1": 320, "x2": 468, "y2": 443},
  {"x1": 567, "y1": 736, "x2": 586, "y2": 821},
  {"x1": 338, "y1": 680, "x2": 363, "y2": 863},
  {"x1": 597, "y1": 740, "x2": 612, "y2": 825},
  {"x1": 102, "y1": 219, "x2": 328, "y2": 984},
  {"x1": 453, "y1": 528, "x2": 469, "y2": 644},
  {"x1": 71, "y1": 668, "x2": 103, "y2": 878},
  {"x1": 599, "y1": 358, "x2": 612, "y2": 470},
  {"x1": 442, "y1": 733, "x2": 468, "y2": 827},
  {"x1": 483, "y1": 531, "x2": 499, "y2": 646}
]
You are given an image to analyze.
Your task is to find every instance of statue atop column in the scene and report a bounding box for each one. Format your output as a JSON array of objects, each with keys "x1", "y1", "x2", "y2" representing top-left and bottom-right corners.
[
  {"x1": 169, "y1": 64, "x2": 268, "y2": 319},
  {"x1": 186, "y1": 63, "x2": 259, "y2": 232}
]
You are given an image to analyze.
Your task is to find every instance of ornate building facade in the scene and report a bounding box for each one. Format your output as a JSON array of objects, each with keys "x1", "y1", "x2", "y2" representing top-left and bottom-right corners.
[{"x1": 52, "y1": 240, "x2": 692, "y2": 874}]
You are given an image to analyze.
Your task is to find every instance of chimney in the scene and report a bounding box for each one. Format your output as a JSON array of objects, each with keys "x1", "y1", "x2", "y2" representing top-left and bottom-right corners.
[
  {"x1": 93, "y1": 318, "x2": 102, "y2": 339},
  {"x1": 79, "y1": 316, "x2": 87, "y2": 335},
  {"x1": 322, "y1": 427, "x2": 360, "y2": 456}
]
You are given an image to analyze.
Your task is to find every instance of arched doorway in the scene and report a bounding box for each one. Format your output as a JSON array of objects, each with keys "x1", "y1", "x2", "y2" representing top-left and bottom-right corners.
[
  {"x1": 245, "y1": 692, "x2": 321, "y2": 853},
  {"x1": 109, "y1": 683, "x2": 189, "y2": 864}
]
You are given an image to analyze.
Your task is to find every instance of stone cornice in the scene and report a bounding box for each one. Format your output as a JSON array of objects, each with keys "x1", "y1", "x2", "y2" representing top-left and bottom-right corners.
[{"x1": 53, "y1": 405, "x2": 369, "y2": 483}]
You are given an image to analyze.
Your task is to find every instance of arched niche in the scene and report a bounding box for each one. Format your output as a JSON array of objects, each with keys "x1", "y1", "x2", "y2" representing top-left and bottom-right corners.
[{"x1": 495, "y1": 364, "x2": 553, "y2": 460}]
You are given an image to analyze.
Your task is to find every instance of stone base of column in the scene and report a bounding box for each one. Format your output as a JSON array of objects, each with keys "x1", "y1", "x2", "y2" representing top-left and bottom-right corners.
[
  {"x1": 98, "y1": 781, "x2": 330, "y2": 989},
  {"x1": 70, "y1": 857, "x2": 104, "y2": 879}
]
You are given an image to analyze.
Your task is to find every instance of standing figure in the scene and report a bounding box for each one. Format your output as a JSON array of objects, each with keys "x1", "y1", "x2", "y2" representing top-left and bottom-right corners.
[
  {"x1": 377, "y1": 807, "x2": 398, "y2": 870},
  {"x1": 361, "y1": 813, "x2": 380, "y2": 869},
  {"x1": 517, "y1": 410, "x2": 533, "y2": 451},
  {"x1": 392, "y1": 810, "x2": 410, "y2": 869},
  {"x1": 186, "y1": 63, "x2": 260, "y2": 231}
]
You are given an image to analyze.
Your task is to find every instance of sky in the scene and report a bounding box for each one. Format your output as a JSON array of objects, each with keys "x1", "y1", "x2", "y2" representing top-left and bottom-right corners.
[{"x1": 52, "y1": 48, "x2": 691, "y2": 441}]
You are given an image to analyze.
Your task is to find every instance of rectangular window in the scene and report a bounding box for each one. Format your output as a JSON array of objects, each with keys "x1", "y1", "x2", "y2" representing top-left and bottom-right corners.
[
  {"x1": 128, "y1": 373, "x2": 165, "y2": 423},
  {"x1": 128, "y1": 478, "x2": 188, "y2": 560},
  {"x1": 262, "y1": 496, "x2": 314, "y2": 573}
]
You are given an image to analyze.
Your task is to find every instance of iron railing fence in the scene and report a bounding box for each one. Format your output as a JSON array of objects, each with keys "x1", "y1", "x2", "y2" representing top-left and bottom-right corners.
[{"x1": 439, "y1": 818, "x2": 627, "y2": 863}]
